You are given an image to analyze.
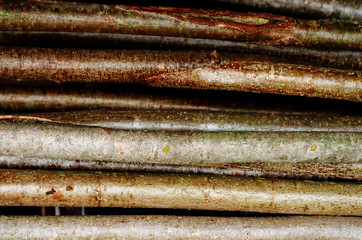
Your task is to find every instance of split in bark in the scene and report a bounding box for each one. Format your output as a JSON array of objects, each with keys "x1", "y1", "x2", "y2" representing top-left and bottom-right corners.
[
  {"x1": 0, "y1": 215, "x2": 361, "y2": 239},
  {"x1": 1, "y1": 48, "x2": 361, "y2": 101},
  {"x1": 0, "y1": 1, "x2": 361, "y2": 50},
  {"x1": 0, "y1": 120, "x2": 360, "y2": 164},
  {"x1": 3, "y1": 109, "x2": 361, "y2": 132}
]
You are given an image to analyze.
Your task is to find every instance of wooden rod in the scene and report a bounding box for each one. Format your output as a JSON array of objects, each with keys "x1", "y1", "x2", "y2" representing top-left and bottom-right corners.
[
  {"x1": 1, "y1": 48, "x2": 361, "y2": 101},
  {"x1": 0, "y1": 120, "x2": 360, "y2": 164},
  {"x1": 0, "y1": 169, "x2": 360, "y2": 215},
  {"x1": 0, "y1": 215, "x2": 361, "y2": 239},
  {"x1": 0, "y1": 155, "x2": 360, "y2": 181},
  {"x1": 1, "y1": 1, "x2": 360, "y2": 50}
]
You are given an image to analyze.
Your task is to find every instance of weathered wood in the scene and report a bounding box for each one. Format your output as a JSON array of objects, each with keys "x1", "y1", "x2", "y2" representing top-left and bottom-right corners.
[
  {"x1": 0, "y1": 215, "x2": 361, "y2": 239},
  {"x1": 0, "y1": 169, "x2": 360, "y2": 215},
  {"x1": 0, "y1": 120, "x2": 360, "y2": 164}
]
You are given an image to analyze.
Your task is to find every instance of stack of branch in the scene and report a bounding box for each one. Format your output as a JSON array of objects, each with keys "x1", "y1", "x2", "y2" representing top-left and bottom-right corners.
[{"x1": 0, "y1": 0, "x2": 361, "y2": 239}]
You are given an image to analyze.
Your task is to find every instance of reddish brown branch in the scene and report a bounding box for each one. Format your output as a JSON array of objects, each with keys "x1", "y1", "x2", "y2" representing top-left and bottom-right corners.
[
  {"x1": 1, "y1": 48, "x2": 361, "y2": 101},
  {"x1": 0, "y1": 1, "x2": 360, "y2": 50}
]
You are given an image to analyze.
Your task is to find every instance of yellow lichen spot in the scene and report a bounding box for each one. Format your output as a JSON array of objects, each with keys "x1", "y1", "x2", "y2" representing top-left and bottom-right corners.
[
  {"x1": 163, "y1": 145, "x2": 170, "y2": 153},
  {"x1": 310, "y1": 144, "x2": 317, "y2": 151}
]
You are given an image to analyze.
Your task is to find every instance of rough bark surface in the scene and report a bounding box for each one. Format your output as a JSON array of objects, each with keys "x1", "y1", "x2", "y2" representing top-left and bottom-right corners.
[
  {"x1": 0, "y1": 169, "x2": 361, "y2": 215},
  {"x1": 0, "y1": 215, "x2": 361, "y2": 239}
]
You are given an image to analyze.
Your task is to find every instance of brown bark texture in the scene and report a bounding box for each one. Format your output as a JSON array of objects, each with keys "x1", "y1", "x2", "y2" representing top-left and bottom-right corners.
[
  {"x1": 0, "y1": 169, "x2": 361, "y2": 215},
  {"x1": 0, "y1": 120, "x2": 360, "y2": 164},
  {"x1": 1, "y1": 32, "x2": 360, "y2": 69},
  {"x1": 0, "y1": 48, "x2": 361, "y2": 101},
  {"x1": 0, "y1": 1, "x2": 361, "y2": 50},
  {"x1": 0, "y1": 215, "x2": 361, "y2": 239}
]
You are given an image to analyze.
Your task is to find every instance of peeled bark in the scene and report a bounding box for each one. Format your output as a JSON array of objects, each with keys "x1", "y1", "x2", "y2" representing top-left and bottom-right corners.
[
  {"x1": 0, "y1": 1, "x2": 360, "y2": 50},
  {"x1": 0, "y1": 215, "x2": 361, "y2": 239},
  {"x1": 217, "y1": 0, "x2": 362, "y2": 20},
  {"x1": 0, "y1": 155, "x2": 360, "y2": 181},
  {"x1": 1, "y1": 169, "x2": 361, "y2": 215},
  {"x1": 0, "y1": 120, "x2": 360, "y2": 164},
  {"x1": 1, "y1": 48, "x2": 361, "y2": 101},
  {"x1": 4, "y1": 109, "x2": 362, "y2": 132},
  {"x1": 1, "y1": 86, "x2": 361, "y2": 114},
  {"x1": 1, "y1": 32, "x2": 360, "y2": 69}
]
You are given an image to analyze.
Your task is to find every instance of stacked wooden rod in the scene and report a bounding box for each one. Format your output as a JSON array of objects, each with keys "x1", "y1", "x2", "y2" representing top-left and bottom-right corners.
[{"x1": 0, "y1": 0, "x2": 361, "y2": 239}]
